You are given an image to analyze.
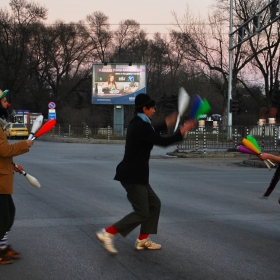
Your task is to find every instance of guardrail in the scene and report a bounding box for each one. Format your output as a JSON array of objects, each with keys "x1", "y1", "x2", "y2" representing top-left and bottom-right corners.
[{"x1": 36, "y1": 123, "x2": 280, "y2": 152}]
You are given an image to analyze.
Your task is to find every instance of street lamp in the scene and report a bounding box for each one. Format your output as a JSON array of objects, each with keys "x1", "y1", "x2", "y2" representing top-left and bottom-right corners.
[{"x1": 227, "y1": 0, "x2": 233, "y2": 139}]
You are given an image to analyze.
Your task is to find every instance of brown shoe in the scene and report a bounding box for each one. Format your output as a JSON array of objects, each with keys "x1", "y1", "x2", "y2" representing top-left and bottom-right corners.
[
  {"x1": 134, "y1": 238, "x2": 161, "y2": 250},
  {"x1": 1, "y1": 245, "x2": 21, "y2": 259},
  {"x1": 0, "y1": 251, "x2": 13, "y2": 265}
]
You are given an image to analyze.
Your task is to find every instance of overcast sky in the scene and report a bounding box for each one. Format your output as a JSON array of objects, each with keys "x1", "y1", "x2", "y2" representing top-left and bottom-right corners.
[{"x1": 1, "y1": 0, "x2": 215, "y2": 35}]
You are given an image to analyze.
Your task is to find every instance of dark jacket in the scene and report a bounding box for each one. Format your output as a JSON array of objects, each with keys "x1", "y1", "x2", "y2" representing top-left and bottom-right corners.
[{"x1": 114, "y1": 115, "x2": 183, "y2": 184}]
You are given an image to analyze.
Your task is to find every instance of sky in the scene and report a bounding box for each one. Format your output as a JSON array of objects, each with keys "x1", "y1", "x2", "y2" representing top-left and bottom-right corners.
[{"x1": 1, "y1": 0, "x2": 214, "y2": 35}]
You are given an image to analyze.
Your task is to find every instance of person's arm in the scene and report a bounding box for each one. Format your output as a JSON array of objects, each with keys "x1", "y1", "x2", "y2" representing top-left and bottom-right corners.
[
  {"x1": 180, "y1": 120, "x2": 196, "y2": 135},
  {"x1": 25, "y1": 140, "x2": 33, "y2": 147},
  {"x1": 0, "y1": 130, "x2": 32, "y2": 158},
  {"x1": 139, "y1": 118, "x2": 196, "y2": 147},
  {"x1": 154, "y1": 113, "x2": 196, "y2": 136},
  {"x1": 165, "y1": 112, "x2": 196, "y2": 132},
  {"x1": 153, "y1": 112, "x2": 178, "y2": 132},
  {"x1": 259, "y1": 153, "x2": 280, "y2": 163},
  {"x1": 165, "y1": 112, "x2": 178, "y2": 128}
]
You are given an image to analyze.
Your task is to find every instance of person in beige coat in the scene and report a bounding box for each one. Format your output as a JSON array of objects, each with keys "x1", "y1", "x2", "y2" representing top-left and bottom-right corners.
[{"x1": 0, "y1": 89, "x2": 33, "y2": 265}]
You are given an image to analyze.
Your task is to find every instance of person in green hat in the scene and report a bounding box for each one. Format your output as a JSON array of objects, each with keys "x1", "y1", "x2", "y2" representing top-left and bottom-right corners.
[
  {"x1": 0, "y1": 89, "x2": 10, "y2": 121},
  {"x1": 0, "y1": 89, "x2": 34, "y2": 265}
]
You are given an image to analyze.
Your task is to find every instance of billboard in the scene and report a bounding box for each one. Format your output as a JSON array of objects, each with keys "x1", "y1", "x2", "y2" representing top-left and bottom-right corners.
[{"x1": 92, "y1": 63, "x2": 147, "y2": 105}]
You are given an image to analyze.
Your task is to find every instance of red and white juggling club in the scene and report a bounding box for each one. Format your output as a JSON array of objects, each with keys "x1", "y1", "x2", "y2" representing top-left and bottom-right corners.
[{"x1": 31, "y1": 119, "x2": 56, "y2": 141}]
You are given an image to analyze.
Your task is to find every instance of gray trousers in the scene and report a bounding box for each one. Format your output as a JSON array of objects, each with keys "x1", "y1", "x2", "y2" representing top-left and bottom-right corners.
[{"x1": 113, "y1": 183, "x2": 161, "y2": 237}]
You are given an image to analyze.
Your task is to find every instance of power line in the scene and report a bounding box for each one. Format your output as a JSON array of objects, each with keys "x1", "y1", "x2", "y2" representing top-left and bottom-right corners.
[{"x1": 42, "y1": 22, "x2": 226, "y2": 27}]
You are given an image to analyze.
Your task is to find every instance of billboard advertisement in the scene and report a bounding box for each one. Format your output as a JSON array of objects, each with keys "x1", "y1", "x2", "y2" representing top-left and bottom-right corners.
[{"x1": 92, "y1": 63, "x2": 147, "y2": 105}]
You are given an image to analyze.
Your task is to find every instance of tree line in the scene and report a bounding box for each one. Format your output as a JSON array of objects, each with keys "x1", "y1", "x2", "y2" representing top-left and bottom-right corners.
[{"x1": 0, "y1": 0, "x2": 279, "y2": 126}]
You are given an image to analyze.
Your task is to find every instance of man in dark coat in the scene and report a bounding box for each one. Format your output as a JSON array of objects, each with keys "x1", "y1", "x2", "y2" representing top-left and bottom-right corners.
[{"x1": 96, "y1": 94, "x2": 195, "y2": 254}]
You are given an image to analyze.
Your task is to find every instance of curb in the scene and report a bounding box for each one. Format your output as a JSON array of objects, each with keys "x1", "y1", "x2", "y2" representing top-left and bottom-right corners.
[
  {"x1": 167, "y1": 151, "x2": 275, "y2": 169},
  {"x1": 39, "y1": 137, "x2": 125, "y2": 144},
  {"x1": 167, "y1": 151, "x2": 248, "y2": 158}
]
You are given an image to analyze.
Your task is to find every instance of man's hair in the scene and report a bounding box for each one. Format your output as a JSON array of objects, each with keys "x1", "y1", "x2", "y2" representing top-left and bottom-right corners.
[{"x1": 134, "y1": 94, "x2": 155, "y2": 113}]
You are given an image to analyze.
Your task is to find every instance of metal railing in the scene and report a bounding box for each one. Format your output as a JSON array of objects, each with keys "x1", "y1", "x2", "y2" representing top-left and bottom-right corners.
[
  {"x1": 177, "y1": 124, "x2": 280, "y2": 152},
  {"x1": 35, "y1": 123, "x2": 280, "y2": 152}
]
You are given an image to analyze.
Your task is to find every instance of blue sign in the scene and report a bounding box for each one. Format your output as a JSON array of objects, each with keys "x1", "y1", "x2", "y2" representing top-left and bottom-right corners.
[
  {"x1": 14, "y1": 110, "x2": 30, "y2": 114},
  {"x1": 48, "y1": 109, "x2": 56, "y2": 120}
]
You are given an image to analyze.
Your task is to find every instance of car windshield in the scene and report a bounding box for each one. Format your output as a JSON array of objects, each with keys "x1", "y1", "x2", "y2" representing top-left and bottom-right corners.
[{"x1": 12, "y1": 124, "x2": 26, "y2": 128}]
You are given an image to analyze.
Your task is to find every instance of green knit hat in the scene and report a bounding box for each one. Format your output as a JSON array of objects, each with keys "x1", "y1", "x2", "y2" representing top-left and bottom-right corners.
[{"x1": 0, "y1": 89, "x2": 9, "y2": 99}]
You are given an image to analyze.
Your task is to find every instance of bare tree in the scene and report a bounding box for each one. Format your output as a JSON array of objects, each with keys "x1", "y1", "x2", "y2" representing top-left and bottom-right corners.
[
  {"x1": 0, "y1": 0, "x2": 47, "y2": 98},
  {"x1": 31, "y1": 21, "x2": 94, "y2": 112},
  {"x1": 85, "y1": 11, "x2": 113, "y2": 62},
  {"x1": 208, "y1": 0, "x2": 280, "y2": 107},
  {"x1": 171, "y1": 0, "x2": 280, "y2": 122},
  {"x1": 113, "y1": 19, "x2": 140, "y2": 61}
]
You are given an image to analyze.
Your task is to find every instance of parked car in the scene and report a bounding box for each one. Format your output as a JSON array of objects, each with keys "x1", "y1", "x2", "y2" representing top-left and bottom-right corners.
[{"x1": 3, "y1": 122, "x2": 29, "y2": 139}]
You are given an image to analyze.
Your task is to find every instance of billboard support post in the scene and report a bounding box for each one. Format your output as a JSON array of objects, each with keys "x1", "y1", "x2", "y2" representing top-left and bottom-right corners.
[{"x1": 114, "y1": 105, "x2": 124, "y2": 136}]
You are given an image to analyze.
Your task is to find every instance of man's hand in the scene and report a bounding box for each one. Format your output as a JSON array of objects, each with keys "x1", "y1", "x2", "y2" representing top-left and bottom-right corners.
[
  {"x1": 14, "y1": 164, "x2": 24, "y2": 174},
  {"x1": 259, "y1": 153, "x2": 280, "y2": 163},
  {"x1": 180, "y1": 120, "x2": 196, "y2": 135},
  {"x1": 25, "y1": 140, "x2": 33, "y2": 147}
]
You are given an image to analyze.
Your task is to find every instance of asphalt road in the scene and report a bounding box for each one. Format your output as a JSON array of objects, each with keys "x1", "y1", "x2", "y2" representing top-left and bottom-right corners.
[{"x1": 1, "y1": 141, "x2": 280, "y2": 279}]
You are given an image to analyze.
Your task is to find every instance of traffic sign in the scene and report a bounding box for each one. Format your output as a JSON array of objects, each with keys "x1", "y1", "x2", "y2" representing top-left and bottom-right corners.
[
  {"x1": 48, "y1": 102, "x2": 56, "y2": 109},
  {"x1": 48, "y1": 109, "x2": 56, "y2": 120}
]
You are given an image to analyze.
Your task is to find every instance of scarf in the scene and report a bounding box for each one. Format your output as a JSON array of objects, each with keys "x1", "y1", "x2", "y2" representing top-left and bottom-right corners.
[{"x1": 137, "y1": 113, "x2": 154, "y2": 130}]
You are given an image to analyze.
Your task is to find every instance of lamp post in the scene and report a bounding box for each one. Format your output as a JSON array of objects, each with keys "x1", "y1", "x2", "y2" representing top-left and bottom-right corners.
[{"x1": 227, "y1": 0, "x2": 233, "y2": 139}]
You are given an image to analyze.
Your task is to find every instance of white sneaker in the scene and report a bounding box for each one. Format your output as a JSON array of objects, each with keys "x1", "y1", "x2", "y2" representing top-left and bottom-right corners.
[
  {"x1": 96, "y1": 229, "x2": 118, "y2": 254},
  {"x1": 134, "y1": 238, "x2": 161, "y2": 250}
]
